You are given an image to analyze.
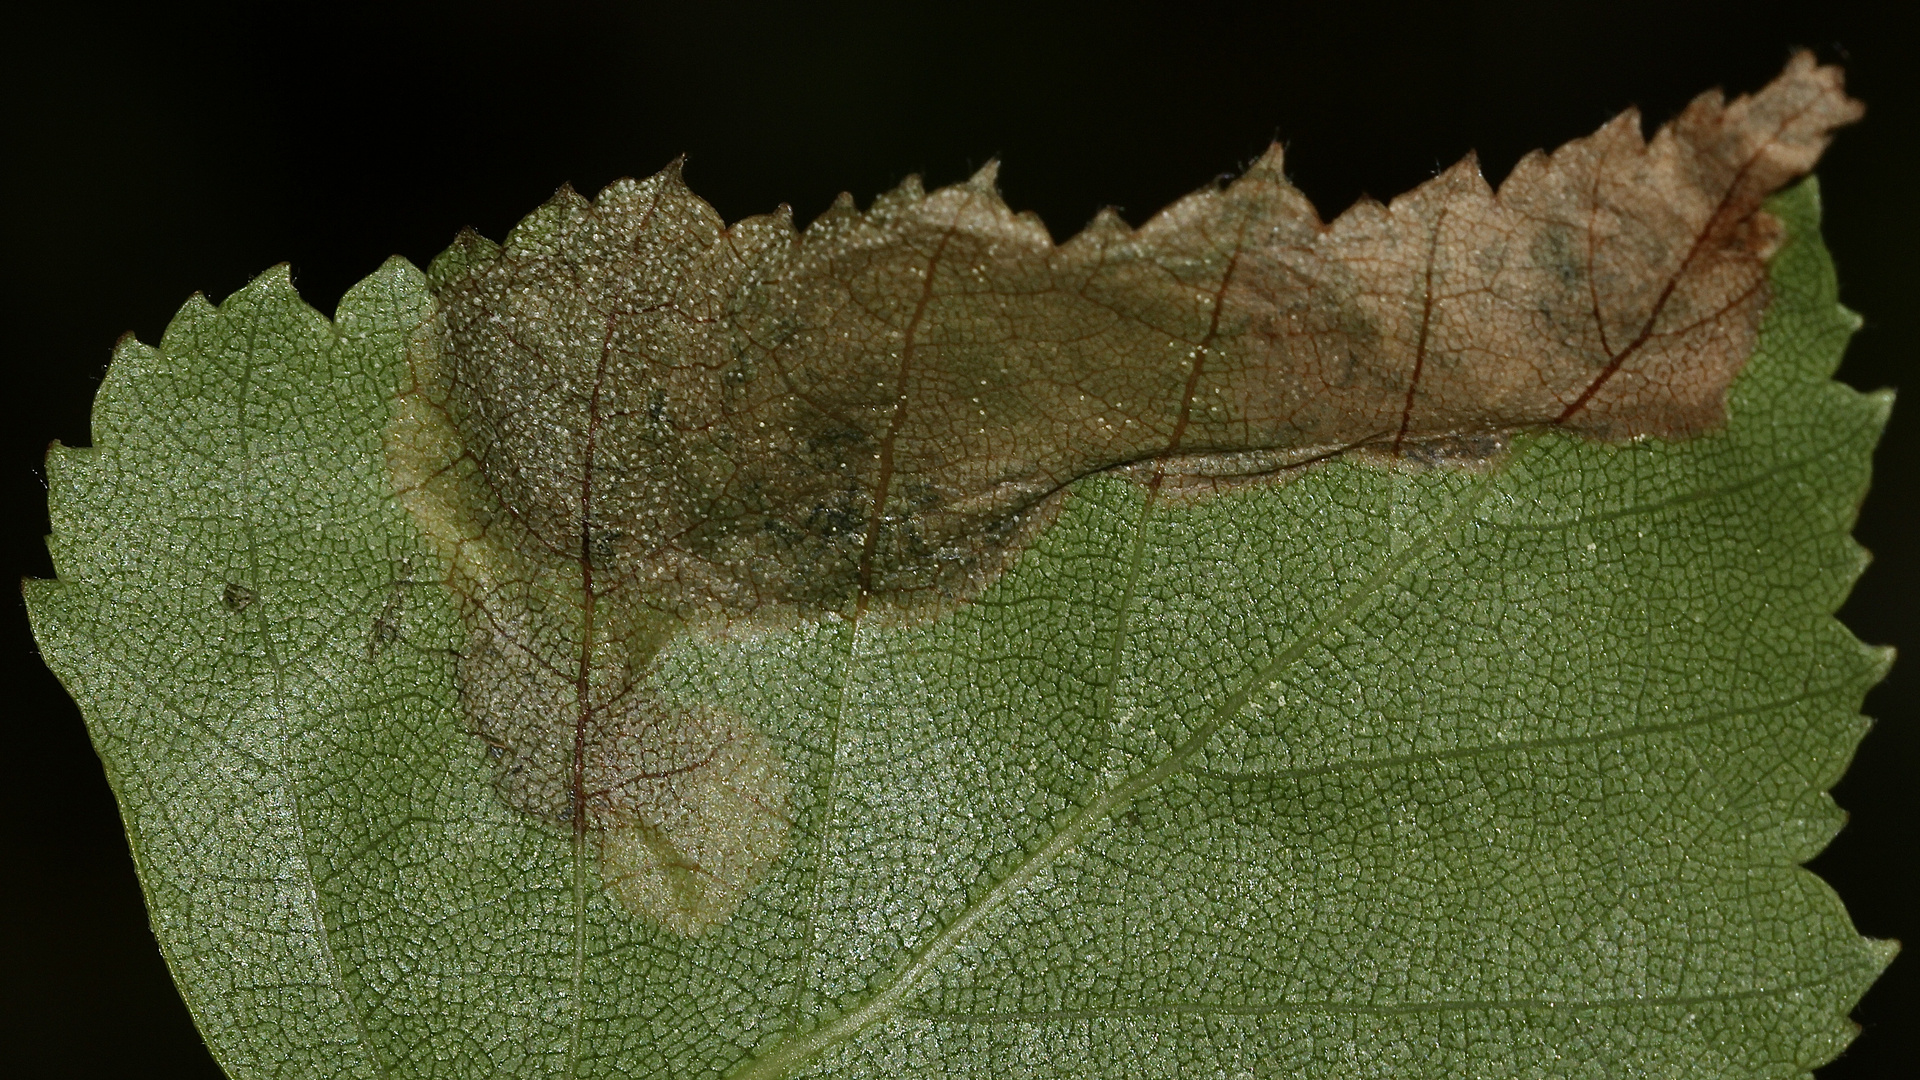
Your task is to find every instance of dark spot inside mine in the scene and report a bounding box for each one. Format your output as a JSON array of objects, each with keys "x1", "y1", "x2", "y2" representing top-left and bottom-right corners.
[
  {"x1": 1534, "y1": 226, "x2": 1584, "y2": 290},
  {"x1": 802, "y1": 427, "x2": 873, "y2": 473},
  {"x1": 757, "y1": 516, "x2": 803, "y2": 546},
  {"x1": 222, "y1": 582, "x2": 255, "y2": 612},
  {"x1": 589, "y1": 525, "x2": 627, "y2": 563},
  {"x1": 805, "y1": 499, "x2": 866, "y2": 540}
]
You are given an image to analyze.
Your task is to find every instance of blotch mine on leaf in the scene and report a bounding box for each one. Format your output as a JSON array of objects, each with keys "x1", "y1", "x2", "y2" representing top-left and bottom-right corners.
[
  {"x1": 389, "y1": 361, "x2": 794, "y2": 934},
  {"x1": 386, "y1": 53, "x2": 1856, "y2": 933}
]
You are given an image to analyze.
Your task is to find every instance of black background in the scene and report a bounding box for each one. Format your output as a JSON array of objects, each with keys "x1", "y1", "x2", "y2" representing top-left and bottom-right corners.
[{"x1": 3, "y1": 2, "x2": 1913, "y2": 1076}]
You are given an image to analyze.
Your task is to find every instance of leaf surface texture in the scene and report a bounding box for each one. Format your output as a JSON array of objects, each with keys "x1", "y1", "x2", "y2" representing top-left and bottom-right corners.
[{"x1": 27, "y1": 56, "x2": 1890, "y2": 1080}]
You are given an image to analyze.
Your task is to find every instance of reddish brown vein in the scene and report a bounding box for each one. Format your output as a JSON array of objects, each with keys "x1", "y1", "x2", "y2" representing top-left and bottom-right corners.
[
  {"x1": 1394, "y1": 207, "x2": 1447, "y2": 455},
  {"x1": 1557, "y1": 92, "x2": 1826, "y2": 425},
  {"x1": 855, "y1": 211, "x2": 966, "y2": 601}
]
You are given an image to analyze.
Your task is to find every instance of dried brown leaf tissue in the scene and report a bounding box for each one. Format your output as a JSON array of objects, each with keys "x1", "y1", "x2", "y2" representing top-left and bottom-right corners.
[{"x1": 384, "y1": 54, "x2": 1861, "y2": 932}]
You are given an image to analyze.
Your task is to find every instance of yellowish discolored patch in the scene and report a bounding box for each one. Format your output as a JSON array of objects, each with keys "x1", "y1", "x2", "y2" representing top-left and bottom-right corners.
[
  {"x1": 389, "y1": 316, "x2": 791, "y2": 934},
  {"x1": 595, "y1": 712, "x2": 790, "y2": 936}
]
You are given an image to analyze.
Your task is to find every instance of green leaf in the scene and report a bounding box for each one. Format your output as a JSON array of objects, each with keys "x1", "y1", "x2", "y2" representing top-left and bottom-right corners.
[{"x1": 28, "y1": 173, "x2": 1891, "y2": 1079}]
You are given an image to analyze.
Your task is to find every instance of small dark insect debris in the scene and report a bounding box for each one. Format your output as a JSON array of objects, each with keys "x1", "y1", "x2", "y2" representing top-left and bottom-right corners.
[
  {"x1": 221, "y1": 583, "x2": 255, "y2": 612},
  {"x1": 366, "y1": 564, "x2": 417, "y2": 658}
]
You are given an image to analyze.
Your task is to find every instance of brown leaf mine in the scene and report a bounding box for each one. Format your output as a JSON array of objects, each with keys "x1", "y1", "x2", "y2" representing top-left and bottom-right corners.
[{"x1": 388, "y1": 56, "x2": 1856, "y2": 933}]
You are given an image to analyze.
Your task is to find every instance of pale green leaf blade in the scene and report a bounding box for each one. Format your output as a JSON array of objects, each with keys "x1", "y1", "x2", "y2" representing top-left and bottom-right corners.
[
  {"x1": 27, "y1": 260, "x2": 432, "y2": 1078},
  {"x1": 28, "y1": 182, "x2": 1889, "y2": 1080}
]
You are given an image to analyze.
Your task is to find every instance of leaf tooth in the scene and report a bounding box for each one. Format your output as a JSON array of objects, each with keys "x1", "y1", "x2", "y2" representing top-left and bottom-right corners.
[
  {"x1": 1323, "y1": 190, "x2": 1389, "y2": 234},
  {"x1": 1840, "y1": 538, "x2": 1875, "y2": 594},
  {"x1": 214, "y1": 262, "x2": 309, "y2": 321},
  {"x1": 336, "y1": 256, "x2": 430, "y2": 343},
  {"x1": 152, "y1": 293, "x2": 217, "y2": 366},
  {"x1": 204, "y1": 263, "x2": 330, "y2": 347},
  {"x1": 1865, "y1": 938, "x2": 1902, "y2": 975},
  {"x1": 109, "y1": 329, "x2": 157, "y2": 369},
  {"x1": 964, "y1": 158, "x2": 1001, "y2": 192},
  {"x1": 41, "y1": 438, "x2": 95, "y2": 475},
  {"x1": 1383, "y1": 153, "x2": 1492, "y2": 218},
  {"x1": 1012, "y1": 208, "x2": 1051, "y2": 244},
  {"x1": 228, "y1": 260, "x2": 295, "y2": 302},
  {"x1": 1497, "y1": 147, "x2": 1552, "y2": 198},
  {"x1": 1863, "y1": 643, "x2": 1897, "y2": 683},
  {"x1": 652, "y1": 153, "x2": 689, "y2": 187},
  {"x1": 1237, "y1": 141, "x2": 1288, "y2": 184},
  {"x1": 1061, "y1": 205, "x2": 1133, "y2": 252},
  {"x1": 20, "y1": 575, "x2": 64, "y2": 611},
  {"x1": 728, "y1": 203, "x2": 800, "y2": 249},
  {"x1": 39, "y1": 437, "x2": 106, "y2": 581},
  {"x1": 75, "y1": 333, "x2": 160, "y2": 454},
  {"x1": 1590, "y1": 106, "x2": 1649, "y2": 158},
  {"x1": 808, "y1": 190, "x2": 861, "y2": 231},
  {"x1": 870, "y1": 173, "x2": 927, "y2": 217},
  {"x1": 501, "y1": 183, "x2": 594, "y2": 256},
  {"x1": 427, "y1": 228, "x2": 501, "y2": 290}
]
